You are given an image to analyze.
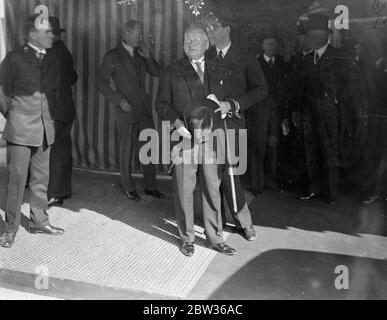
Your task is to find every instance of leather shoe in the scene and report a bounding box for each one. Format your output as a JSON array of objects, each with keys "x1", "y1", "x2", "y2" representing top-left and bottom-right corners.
[
  {"x1": 298, "y1": 192, "x2": 319, "y2": 200},
  {"x1": 145, "y1": 190, "x2": 164, "y2": 199},
  {"x1": 48, "y1": 197, "x2": 63, "y2": 207},
  {"x1": 326, "y1": 197, "x2": 337, "y2": 205},
  {"x1": 0, "y1": 232, "x2": 16, "y2": 248},
  {"x1": 28, "y1": 225, "x2": 65, "y2": 235},
  {"x1": 242, "y1": 225, "x2": 257, "y2": 241},
  {"x1": 362, "y1": 196, "x2": 378, "y2": 205},
  {"x1": 124, "y1": 191, "x2": 140, "y2": 201},
  {"x1": 180, "y1": 242, "x2": 194, "y2": 257},
  {"x1": 208, "y1": 242, "x2": 236, "y2": 256}
]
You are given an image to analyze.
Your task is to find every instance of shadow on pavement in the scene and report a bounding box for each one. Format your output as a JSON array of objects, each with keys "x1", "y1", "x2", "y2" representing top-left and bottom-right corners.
[{"x1": 209, "y1": 249, "x2": 387, "y2": 300}]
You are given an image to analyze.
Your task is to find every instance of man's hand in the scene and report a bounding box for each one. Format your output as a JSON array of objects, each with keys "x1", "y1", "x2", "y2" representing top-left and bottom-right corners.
[
  {"x1": 119, "y1": 100, "x2": 133, "y2": 112},
  {"x1": 281, "y1": 119, "x2": 290, "y2": 136},
  {"x1": 214, "y1": 101, "x2": 232, "y2": 117},
  {"x1": 291, "y1": 112, "x2": 300, "y2": 128},
  {"x1": 137, "y1": 39, "x2": 151, "y2": 59},
  {"x1": 174, "y1": 119, "x2": 192, "y2": 139}
]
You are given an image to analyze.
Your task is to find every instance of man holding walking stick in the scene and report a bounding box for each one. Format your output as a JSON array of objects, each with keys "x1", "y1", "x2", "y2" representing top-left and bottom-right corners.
[{"x1": 204, "y1": 10, "x2": 268, "y2": 241}]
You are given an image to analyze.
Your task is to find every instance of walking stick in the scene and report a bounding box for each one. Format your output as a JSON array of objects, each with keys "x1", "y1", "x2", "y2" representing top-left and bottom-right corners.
[{"x1": 223, "y1": 117, "x2": 238, "y2": 214}]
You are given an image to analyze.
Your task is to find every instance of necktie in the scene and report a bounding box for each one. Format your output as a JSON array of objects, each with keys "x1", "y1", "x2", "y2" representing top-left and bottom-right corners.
[
  {"x1": 217, "y1": 50, "x2": 224, "y2": 64},
  {"x1": 194, "y1": 61, "x2": 204, "y2": 83},
  {"x1": 314, "y1": 50, "x2": 320, "y2": 64},
  {"x1": 268, "y1": 58, "x2": 274, "y2": 66},
  {"x1": 36, "y1": 52, "x2": 45, "y2": 60}
]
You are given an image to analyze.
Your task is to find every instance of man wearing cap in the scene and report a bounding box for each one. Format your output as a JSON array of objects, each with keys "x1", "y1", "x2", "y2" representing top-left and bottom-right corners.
[
  {"x1": 156, "y1": 25, "x2": 236, "y2": 256},
  {"x1": 0, "y1": 14, "x2": 65, "y2": 248},
  {"x1": 295, "y1": 14, "x2": 350, "y2": 204},
  {"x1": 204, "y1": 11, "x2": 268, "y2": 241},
  {"x1": 47, "y1": 16, "x2": 78, "y2": 207},
  {"x1": 247, "y1": 35, "x2": 286, "y2": 196}
]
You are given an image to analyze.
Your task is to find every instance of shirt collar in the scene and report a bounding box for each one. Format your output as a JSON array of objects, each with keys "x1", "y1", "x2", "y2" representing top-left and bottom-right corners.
[
  {"x1": 264, "y1": 54, "x2": 275, "y2": 63},
  {"x1": 28, "y1": 42, "x2": 46, "y2": 55},
  {"x1": 315, "y1": 43, "x2": 329, "y2": 59},
  {"x1": 191, "y1": 56, "x2": 205, "y2": 64},
  {"x1": 122, "y1": 41, "x2": 134, "y2": 57},
  {"x1": 216, "y1": 41, "x2": 231, "y2": 57}
]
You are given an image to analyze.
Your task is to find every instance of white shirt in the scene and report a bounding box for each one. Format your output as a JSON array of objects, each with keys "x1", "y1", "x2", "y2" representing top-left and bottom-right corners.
[
  {"x1": 216, "y1": 41, "x2": 231, "y2": 58},
  {"x1": 190, "y1": 56, "x2": 205, "y2": 74},
  {"x1": 314, "y1": 43, "x2": 329, "y2": 64},
  {"x1": 122, "y1": 41, "x2": 134, "y2": 57},
  {"x1": 27, "y1": 42, "x2": 46, "y2": 55},
  {"x1": 264, "y1": 54, "x2": 275, "y2": 64}
]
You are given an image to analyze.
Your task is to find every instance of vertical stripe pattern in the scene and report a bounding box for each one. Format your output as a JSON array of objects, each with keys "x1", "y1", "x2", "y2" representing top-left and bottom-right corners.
[{"x1": 4, "y1": 0, "x2": 185, "y2": 172}]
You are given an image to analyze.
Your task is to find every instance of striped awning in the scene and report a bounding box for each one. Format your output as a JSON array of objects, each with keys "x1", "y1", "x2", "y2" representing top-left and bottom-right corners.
[{"x1": 4, "y1": 0, "x2": 185, "y2": 172}]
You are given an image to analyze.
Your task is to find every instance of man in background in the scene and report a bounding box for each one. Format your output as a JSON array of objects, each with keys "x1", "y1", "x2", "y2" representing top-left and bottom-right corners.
[
  {"x1": 247, "y1": 35, "x2": 286, "y2": 196},
  {"x1": 47, "y1": 16, "x2": 78, "y2": 207},
  {"x1": 97, "y1": 19, "x2": 163, "y2": 201}
]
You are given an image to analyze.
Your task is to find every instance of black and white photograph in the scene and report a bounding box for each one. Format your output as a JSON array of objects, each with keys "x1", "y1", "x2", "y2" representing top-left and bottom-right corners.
[{"x1": 0, "y1": 0, "x2": 387, "y2": 304}]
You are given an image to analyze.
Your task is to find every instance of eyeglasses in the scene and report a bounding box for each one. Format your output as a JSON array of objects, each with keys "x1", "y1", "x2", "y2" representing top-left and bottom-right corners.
[
  {"x1": 184, "y1": 37, "x2": 202, "y2": 44},
  {"x1": 206, "y1": 23, "x2": 223, "y2": 32}
]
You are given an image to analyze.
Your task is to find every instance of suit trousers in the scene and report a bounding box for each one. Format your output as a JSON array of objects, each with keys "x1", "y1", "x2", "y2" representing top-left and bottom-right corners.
[
  {"x1": 172, "y1": 141, "x2": 223, "y2": 245},
  {"x1": 5, "y1": 141, "x2": 50, "y2": 233},
  {"x1": 48, "y1": 120, "x2": 73, "y2": 198},
  {"x1": 302, "y1": 97, "x2": 339, "y2": 198},
  {"x1": 247, "y1": 103, "x2": 279, "y2": 193},
  {"x1": 218, "y1": 126, "x2": 253, "y2": 229},
  {"x1": 116, "y1": 119, "x2": 156, "y2": 193},
  {"x1": 220, "y1": 166, "x2": 253, "y2": 229}
]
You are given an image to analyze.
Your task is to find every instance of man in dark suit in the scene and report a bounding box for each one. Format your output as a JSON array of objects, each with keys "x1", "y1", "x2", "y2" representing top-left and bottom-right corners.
[
  {"x1": 203, "y1": 13, "x2": 268, "y2": 241},
  {"x1": 47, "y1": 17, "x2": 78, "y2": 207},
  {"x1": 0, "y1": 14, "x2": 65, "y2": 248},
  {"x1": 247, "y1": 35, "x2": 286, "y2": 195},
  {"x1": 97, "y1": 19, "x2": 163, "y2": 201},
  {"x1": 295, "y1": 14, "x2": 348, "y2": 204},
  {"x1": 156, "y1": 25, "x2": 236, "y2": 257}
]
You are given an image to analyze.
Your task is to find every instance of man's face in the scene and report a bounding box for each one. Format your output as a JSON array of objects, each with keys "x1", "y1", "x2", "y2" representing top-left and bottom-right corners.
[
  {"x1": 30, "y1": 27, "x2": 54, "y2": 49},
  {"x1": 306, "y1": 30, "x2": 329, "y2": 50},
  {"x1": 205, "y1": 18, "x2": 229, "y2": 47},
  {"x1": 183, "y1": 29, "x2": 209, "y2": 60},
  {"x1": 123, "y1": 24, "x2": 142, "y2": 47},
  {"x1": 261, "y1": 38, "x2": 277, "y2": 57}
]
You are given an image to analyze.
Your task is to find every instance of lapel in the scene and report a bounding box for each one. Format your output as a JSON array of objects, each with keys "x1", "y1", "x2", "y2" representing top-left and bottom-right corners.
[
  {"x1": 317, "y1": 45, "x2": 335, "y2": 64},
  {"x1": 21, "y1": 44, "x2": 44, "y2": 69},
  {"x1": 177, "y1": 55, "x2": 207, "y2": 99},
  {"x1": 222, "y1": 42, "x2": 236, "y2": 64},
  {"x1": 205, "y1": 46, "x2": 217, "y2": 63},
  {"x1": 118, "y1": 45, "x2": 139, "y2": 81}
]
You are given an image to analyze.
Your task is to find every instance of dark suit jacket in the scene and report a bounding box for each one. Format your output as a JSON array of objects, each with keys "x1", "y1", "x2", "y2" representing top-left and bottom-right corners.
[
  {"x1": 258, "y1": 54, "x2": 285, "y2": 105},
  {"x1": 205, "y1": 44, "x2": 268, "y2": 130},
  {"x1": 97, "y1": 45, "x2": 160, "y2": 123},
  {"x1": 156, "y1": 55, "x2": 210, "y2": 125},
  {"x1": 49, "y1": 40, "x2": 78, "y2": 122},
  {"x1": 300, "y1": 45, "x2": 346, "y2": 103},
  {"x1": 0, "y1": 44, "x2": 59, "y2": 147}
]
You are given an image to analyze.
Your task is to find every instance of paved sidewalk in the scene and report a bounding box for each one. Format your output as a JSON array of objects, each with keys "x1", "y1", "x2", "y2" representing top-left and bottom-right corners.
[{"x1": 0, "y1": 155, "x2": 387, "y2": 299}]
